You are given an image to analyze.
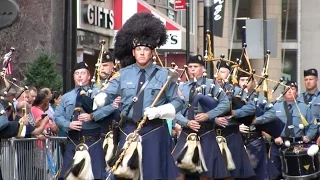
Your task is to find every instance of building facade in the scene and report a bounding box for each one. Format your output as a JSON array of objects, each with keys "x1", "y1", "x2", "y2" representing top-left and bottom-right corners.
[
  {"x1": 147, "y1": 0, "x2": 319, "y2": 93},
  {"x1": 1, "y1": 0, "x2": 319, "y2": 92}
]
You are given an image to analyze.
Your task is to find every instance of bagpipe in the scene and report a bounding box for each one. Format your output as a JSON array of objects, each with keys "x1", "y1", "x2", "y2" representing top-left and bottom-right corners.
[
  {"x1": 65, "y1": 40, "x2": 124, "y2": 179},
  {"x1": 64, "y1": 81, "x2": 96, "y2": 180},
  {"x1": 204, "y1": 45, "x2": 309, "y2": 137},
  {"x1": 175, "y1": 32, "x2": 231, "y2": 174}
]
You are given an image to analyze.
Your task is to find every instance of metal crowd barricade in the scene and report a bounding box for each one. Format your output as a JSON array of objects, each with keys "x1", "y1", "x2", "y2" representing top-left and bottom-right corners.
[{"x1": 0, "y1": 137, "x2": 67, "y2": 180}]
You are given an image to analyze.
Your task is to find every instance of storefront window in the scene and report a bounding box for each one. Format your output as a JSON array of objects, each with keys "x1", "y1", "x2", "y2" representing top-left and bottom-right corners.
[
  {"x1": 281, "y1": 49, "x2": 297, "y2": 82},
  {"x1": 282, "y1": 0, "x2": 297, "y2": 41}
]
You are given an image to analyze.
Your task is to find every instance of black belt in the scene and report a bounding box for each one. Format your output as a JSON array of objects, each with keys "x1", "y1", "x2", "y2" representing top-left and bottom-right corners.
[
  {"x1": 198, "y1": 122, "x2": 214, "y2": 130},
  {"x1": 68, "y1": 135, "x2": 100, "y2": 143},
  {"x1": 242, "y1": 131, "x2": 262, "y2": 140},
  {"x1": 215, "y1": 125, "x2": 239, "y2": 137},
  {"x1": 120, "y1": 116, "x2": 165, "y2": 127},
  {"x1": 182, "y1": 122, "x2": 214, "y2": 134}
]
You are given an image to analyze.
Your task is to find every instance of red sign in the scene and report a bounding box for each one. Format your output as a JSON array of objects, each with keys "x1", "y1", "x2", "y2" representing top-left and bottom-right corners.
[{"x1": 174, "y1": 0, "x2": 186, "y2": 10}]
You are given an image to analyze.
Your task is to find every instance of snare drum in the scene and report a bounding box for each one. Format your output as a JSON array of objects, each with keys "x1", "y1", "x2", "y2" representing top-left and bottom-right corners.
[{"x1": 280, "y1": 143, "x2": 320, "y2": 179}]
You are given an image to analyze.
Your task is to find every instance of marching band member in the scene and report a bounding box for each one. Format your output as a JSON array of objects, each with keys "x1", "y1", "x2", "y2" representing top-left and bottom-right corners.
[
  {"x1": 94, "y1": 51, "x2": 116, "y2": 89},
  {"x1": 105, "y1": 12, "x2": 183, "y2": 180},
  {"x1": 214, "y1": 59, "x2": 256, "y2": 179},
  {"x1": 93, "y1": 51, "x2": 121, "y2": 134},
  {"x1": 216, "y1": 61, "x2": 233, "y2": 100},
  {"x1": 297, "y1": 69, "x2": 320, "y2": 107},
  {"x1": 94, "y1": 51, "x2": 121, "y2": 171},
  {"x1": 298, "y1": 69, "x2": 320, "y2": 143},
  {"x1": 55, "y1": 62, "x2": 106, "y2": 180},
  {"x1": 173, "y1": 55, "x2": 231, "y2": 180},
  {"x1": 237, "y1": 75, "x2": 282, "y2": 180},
  {"x1": 269, "y1": 81, "x2": 318, "y2": 179}
]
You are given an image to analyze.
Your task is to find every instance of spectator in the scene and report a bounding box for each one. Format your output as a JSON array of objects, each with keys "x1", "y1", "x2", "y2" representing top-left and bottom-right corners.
[
  {"x1": 40, "y1": 88, "x2": 55, "y2": 121},
  {"x1": 13, "y1": 90, "x2": 29, "y2": 111},
  {"x1": 31, "y1": 92, "x2": 58, "y2": 134},
  {"x1": 50, "y1": 91, "x2": 62, "y2": 111},
  {"x1": 28, "y1": 86, "x2": 37, "y2": 105},
  {"x1": 15, "y1": 101, "x2": 49, "y2": 136}
]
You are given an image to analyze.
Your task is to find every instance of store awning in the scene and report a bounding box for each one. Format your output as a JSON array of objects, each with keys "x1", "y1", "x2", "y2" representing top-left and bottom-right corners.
[{"x1": 114, "y1": 0, "x2": 194, "y2": 51}]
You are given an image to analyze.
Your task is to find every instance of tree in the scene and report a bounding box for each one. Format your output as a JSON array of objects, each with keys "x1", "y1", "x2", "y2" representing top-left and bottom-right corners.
[{"x1": 26, "y1": 53, "x2": 62, "y2": 91}]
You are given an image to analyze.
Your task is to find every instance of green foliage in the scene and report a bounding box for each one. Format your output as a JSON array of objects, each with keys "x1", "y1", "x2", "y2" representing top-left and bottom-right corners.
[{"x1": 26, "y1": 53, "x2": 62, "y2": 91}]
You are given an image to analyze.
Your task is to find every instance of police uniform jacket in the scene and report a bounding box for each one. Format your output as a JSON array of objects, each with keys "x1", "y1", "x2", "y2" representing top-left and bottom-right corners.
[
  {"x1": 104, "y1": 63, "x2": 183, "y2": 119},
  {"x1": 175, "y1": 77, "x2": 229, "y2": 127},
  {"x1": 273, "y1": 100, "x2": 317, "y2": 139},
  {"x1": 297, "y1": 89, "x2": 320, "y2": 107},
  {"x1": 54, "y1": 86, "x2": 105, "y2": 132}
]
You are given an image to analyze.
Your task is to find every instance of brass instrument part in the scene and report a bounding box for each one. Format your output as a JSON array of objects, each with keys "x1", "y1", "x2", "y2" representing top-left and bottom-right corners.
[
  {"x1": 236, "y1": 67, "x2": 288, "y2": 87},
  {"x1": 262, "y1": 50, "x2": 271, "y2": 99},
  {"x1": 233, "y1": 44, "x2": 249, "y2": 85},
  {"x1": 93, "y1": 40, "x2": 106, "y2": 89},
  {"x1": 204, "y1": 31, "x2": 214, "y2": 61},
  {"x1": 154, "y1": 49, "x2": 164, "y2": 67}
]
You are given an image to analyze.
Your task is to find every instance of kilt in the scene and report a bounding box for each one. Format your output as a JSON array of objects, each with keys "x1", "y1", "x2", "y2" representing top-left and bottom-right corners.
[
  {"x1": 116, "y1": 121, "x2": 179, "y2": 180},
  {"x1": 172, "y1": 127, "x2": 230, "y2": 179},
  {"x1": 224, "y1": 131, "x2": 256, "y2": 178},
  {"x1": 58, "y1": 128, "x2": 106, "y2": 180},
  {"x1": 269, "y1": 143, "x2": 282, "y2": 179},
  {"x1": 245, "y1": 137, "x2": 280, "y2": 180}
]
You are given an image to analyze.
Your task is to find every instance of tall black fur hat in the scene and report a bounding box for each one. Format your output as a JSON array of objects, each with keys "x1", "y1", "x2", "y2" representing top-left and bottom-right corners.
[{"x1": 114, "y1": 12, "x2": 168, "y2": 68}]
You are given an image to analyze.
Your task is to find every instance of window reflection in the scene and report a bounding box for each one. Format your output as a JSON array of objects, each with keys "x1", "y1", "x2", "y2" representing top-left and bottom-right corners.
[
  {"x1": 232, "y1": 0, "x2": 251, "y2": 41},
  {"x1": 282, "y1": 0, "x2": 297, "y2": 41},
  {"x1": 281, "y1": 50, "x2": 297, "y2": 82}
]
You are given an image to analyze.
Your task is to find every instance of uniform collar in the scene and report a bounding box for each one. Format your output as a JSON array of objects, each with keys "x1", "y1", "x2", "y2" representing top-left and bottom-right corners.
[
  {"x1": 133, "y1": 62, "x2": 156, "y2": 76},
  {"x1": 187, "y1": 77, "x2": 204, "y2": 86},
  {"x1": 286, "y1": 101, "x2": 295, "y2": 106},
  {"x1": 304, "y1": 89, "x2": 320, "y2": 96},
  {"x1": 74, "y1": 85, "x2": 90, "y2": 92}
]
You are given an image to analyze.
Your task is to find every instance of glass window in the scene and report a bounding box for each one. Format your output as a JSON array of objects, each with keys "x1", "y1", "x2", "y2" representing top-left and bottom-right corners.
[
  {"x1": 282, "y1": 0, "x2": 297, "y2": 41},
  {"x1": 281, "y1": 49, "x2": 297, "y2": 82},
  {"x1": 229, "y1": 49, "x2": 242, "y2": 61},
  {"x1": 232, "y1": 0, "x2": 251, "y2": 41}
]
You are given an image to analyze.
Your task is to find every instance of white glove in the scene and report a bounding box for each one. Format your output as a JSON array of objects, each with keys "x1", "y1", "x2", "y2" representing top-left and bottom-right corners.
[
  {"x1": 93, "y1": 92, "x2": 107, "y2": 110},
  {"x1": 239, "y1": 124, "x2": 249, "y2": 133},
  {"x1": 144, "y1": 103, "x2": 176, "y2": 120}
]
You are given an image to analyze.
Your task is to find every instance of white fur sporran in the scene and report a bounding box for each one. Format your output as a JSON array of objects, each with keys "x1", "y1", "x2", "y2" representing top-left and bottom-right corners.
[
  {"x1": 103, "y1": 131, "x2": 115, "y2": 171},
  {"x1": 176, "y1": 133, "x2": 208, "y2": 173},
  {"x1": 65, "y1": 143, "x2": 94, "y2": 180},
  {"x1": 113, "y1": 133, "x2": 143, "y2": 180},
  {"x1": 216, "y1": 136, "x2": 236, "y2": 170}
]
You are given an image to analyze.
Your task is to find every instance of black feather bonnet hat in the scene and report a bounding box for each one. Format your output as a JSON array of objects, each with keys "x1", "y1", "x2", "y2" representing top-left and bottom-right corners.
[{"x1": 114, "y1": 12, "x2": 168, "y2": 68}]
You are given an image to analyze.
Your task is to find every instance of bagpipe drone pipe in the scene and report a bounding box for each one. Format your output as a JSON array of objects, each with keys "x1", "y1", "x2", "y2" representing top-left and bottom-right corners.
[{"x1": 251, "y1": 78, "x2": 286, "y2": 138}]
